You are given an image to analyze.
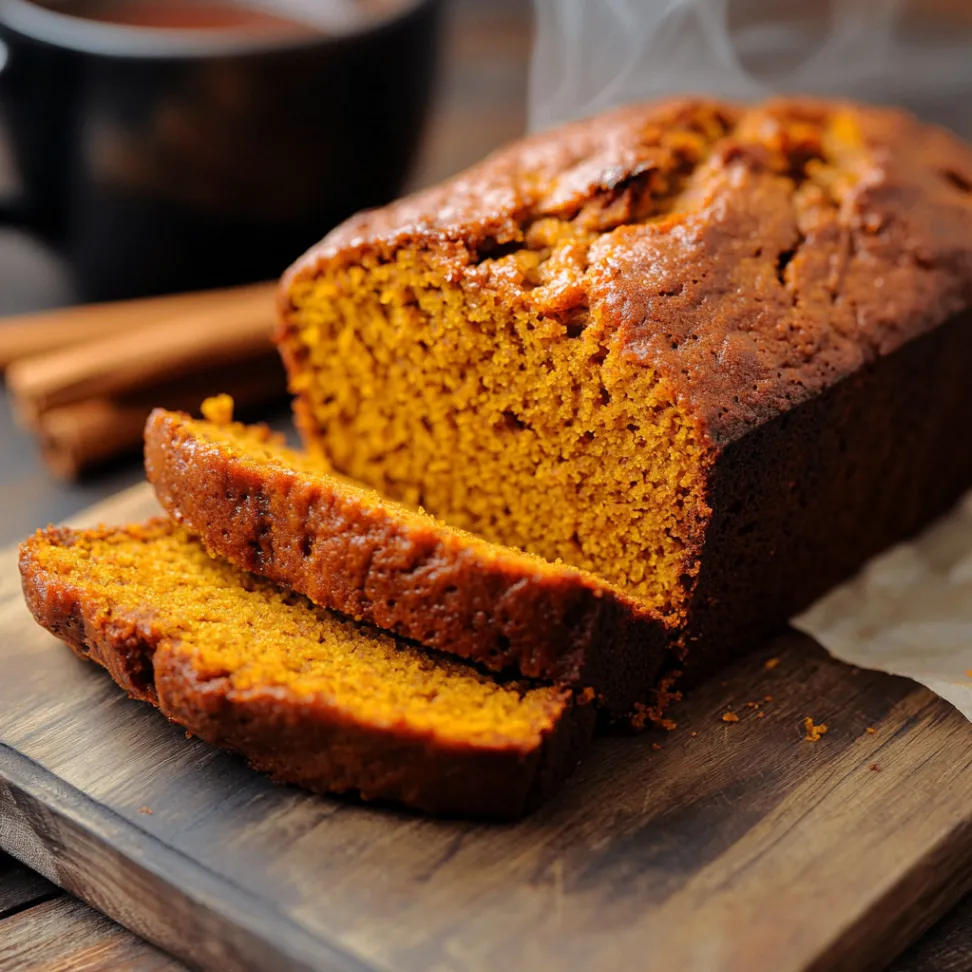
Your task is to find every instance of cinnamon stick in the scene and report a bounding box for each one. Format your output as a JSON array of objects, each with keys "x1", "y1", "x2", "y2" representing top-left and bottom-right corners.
[
  {"x1": 37, "y1": 353, "x2": 287, "y2": 479},
  {"x1": 8, "y1": 290, "x2": 279, "y2": 427},
  {"x1": 0, "y1": 281, "x2": 277, "y2": 371}
]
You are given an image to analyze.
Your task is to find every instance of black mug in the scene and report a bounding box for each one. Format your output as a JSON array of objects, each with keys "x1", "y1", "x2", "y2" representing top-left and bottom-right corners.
[{"x1": 0, "y1": 0, "x2": 441, "y2": 301}]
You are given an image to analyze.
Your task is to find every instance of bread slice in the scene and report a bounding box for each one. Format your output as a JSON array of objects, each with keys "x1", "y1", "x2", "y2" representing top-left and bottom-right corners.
[
  {"x1": 20, "y1": 520, "x2": 592, "y2": 817},
  {"x1": 144, "y1": 402, "x2": 674, "y2": 720}
]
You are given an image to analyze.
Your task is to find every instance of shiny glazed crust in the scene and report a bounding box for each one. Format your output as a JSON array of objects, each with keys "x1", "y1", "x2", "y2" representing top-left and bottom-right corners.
[
  {"x1": 144, "y1": 408, "x2": 671, "y2": 718},
  {"x1": 19, "y1": 525, "x2": 594, "y2": 818}
]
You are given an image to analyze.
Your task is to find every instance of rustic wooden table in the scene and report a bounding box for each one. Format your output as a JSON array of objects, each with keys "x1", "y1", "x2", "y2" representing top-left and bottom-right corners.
[{"x1": 1, "y1": 1, "x2": 971, "y2": 968}]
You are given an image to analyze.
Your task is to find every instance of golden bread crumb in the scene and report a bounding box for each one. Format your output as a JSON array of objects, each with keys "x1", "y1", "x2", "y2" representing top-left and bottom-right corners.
[
  {"x1": 803, "y1": 717, "x2": 828, "y2": 741},
  {"x1": 200, "y1": 394, "x2": 235, "y2": 425}
]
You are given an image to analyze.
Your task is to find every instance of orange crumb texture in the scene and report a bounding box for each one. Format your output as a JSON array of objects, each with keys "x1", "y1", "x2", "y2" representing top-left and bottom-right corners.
[
  {"x1": 764, "y1": 658, "x2": 780, "y2": 671},
  {"x1": 865, "y1": 726, "x2": 877, "y2": 734},
  {"x1": 803, "y1": 717, "x2": 828, "y2": 742},
  {"x1": 722, "y1": 712, "x2": 739, "y2": 723}
]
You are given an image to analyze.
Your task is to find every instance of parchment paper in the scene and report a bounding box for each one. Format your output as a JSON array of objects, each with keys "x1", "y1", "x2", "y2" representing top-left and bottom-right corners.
[{"x1": 793, "y1": 490, "x2": 972, "y2": 719}]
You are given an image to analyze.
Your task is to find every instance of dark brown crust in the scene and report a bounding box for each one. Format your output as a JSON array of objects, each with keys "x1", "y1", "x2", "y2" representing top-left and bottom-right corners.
[
  {"x1": 679, "y1": 307, "x2": 972, "y2": 687},
  {"x1": 19, "y1": 525, "x2": 594, "y2": 819},
  {"x1": 144, "y1": 409, "x2": 671, "y2": 719},
  {"x1": 280, "y1": 97, "x2": 972, "y2": 446}
]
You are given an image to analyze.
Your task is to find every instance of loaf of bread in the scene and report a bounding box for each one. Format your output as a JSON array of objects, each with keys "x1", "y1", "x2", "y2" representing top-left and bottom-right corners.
[
  {"x1": 20, "y1": 520, "x2": 591, "y2": 816},
  {"x1": 277, "y1": 97, "x2": 972, "y2": 690},
  {"x1": 145, "y1": 402, "x2": 669, "y2": 719}
]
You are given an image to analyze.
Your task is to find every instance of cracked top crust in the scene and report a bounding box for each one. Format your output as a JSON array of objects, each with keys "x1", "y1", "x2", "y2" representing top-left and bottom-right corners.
[{"x1": 283, "y1": 97, "x2": 972, "y2": 445}]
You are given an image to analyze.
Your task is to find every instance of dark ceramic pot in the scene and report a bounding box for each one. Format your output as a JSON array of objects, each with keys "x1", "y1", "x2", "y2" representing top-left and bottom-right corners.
[{"x1": 0, "y1": 0, "x2": 442, "y2": 300}]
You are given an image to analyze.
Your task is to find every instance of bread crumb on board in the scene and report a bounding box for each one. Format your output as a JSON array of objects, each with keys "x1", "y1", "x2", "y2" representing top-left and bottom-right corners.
[
  {"x1": 764, "y1": 657, "x2": 781, "y2": 671},
  {"x1": 629, "y1": 675, "x2": 682, "y2": 730},
  {"x1": 869, "y1": 763, "x2": 882, "y2": 772},
  {"x1": 722, "y1": 712, "x2": 740, "y2": 723},
  {"x1": 139, "y1": 806, "x2": 153, "y2": 815},
  {"x1": 865, "y1": 726, "x2": 877, "y2": 734},
  {"x1": 803, "y1": 717, "x2": 828, "y2": 742}
]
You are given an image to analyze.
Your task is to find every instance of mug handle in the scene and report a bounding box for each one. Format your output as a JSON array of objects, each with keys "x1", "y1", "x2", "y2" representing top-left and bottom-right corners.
[{"x1": 0, "y1": 36, "x2": 29, "y2": 228}]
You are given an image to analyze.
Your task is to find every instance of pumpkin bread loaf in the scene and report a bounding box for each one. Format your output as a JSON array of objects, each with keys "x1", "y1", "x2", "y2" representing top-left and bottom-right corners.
[
  {"x1": 20, "y1": 520, "x2": 592, "y2": 817},
  {"x1": 144, "y1": 400, "x2": 671, "y2": 719},
  {"x1": 278, "y1": 96, "x2": 972, "y2": 691}
]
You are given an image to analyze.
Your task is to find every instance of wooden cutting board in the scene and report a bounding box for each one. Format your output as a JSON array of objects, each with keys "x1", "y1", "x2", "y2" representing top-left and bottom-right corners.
[{"x1": 3, "y1": 484, "x2": 972, "y2": 972}]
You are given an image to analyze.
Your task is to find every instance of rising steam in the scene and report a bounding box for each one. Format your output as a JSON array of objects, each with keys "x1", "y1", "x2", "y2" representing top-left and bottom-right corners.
[{"x1": 528, "y1": 0, "x2": 906, "y2": 131}]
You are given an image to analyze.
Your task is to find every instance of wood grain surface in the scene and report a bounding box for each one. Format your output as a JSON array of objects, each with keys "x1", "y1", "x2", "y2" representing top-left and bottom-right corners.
[
  {"x1": 889, "y1": 893, "x2": 972, "y2": 971},
  {"x1": 0, "y1": 895, "x2": 184, "y2": 972},
  {"x1": 3, "y1": 485, "x2": 972, "y2": 972}
]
